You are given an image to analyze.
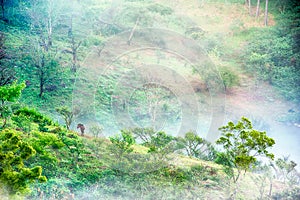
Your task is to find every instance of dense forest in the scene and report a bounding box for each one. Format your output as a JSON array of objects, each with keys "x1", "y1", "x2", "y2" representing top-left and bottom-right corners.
[{"x1": 0, "y1": 0, "x2": 300, "y2": 199}]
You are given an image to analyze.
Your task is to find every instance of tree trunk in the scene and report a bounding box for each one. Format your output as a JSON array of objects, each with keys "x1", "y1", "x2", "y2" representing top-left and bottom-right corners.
[
  {"x1": 255, "y1": 0, "x2": 260, "y2": 18},
  {"x1": 39, "y1": 56, "x2": 45, "y2": 98},
  {"x1": 248, "y1": 0, "x2": 251, "y2": 15},
  {"x1": 264, "y1": 0, "x2": 268, "y2": 26},
  {"x1": 0, "y1": 0, "x2": 4, "y2": 19},
  {"x1": 39, "y1": 77, "x2": 44, "y2": 97},
  {"x1": 68, "y1": 15, "x2": 81, "y2": 73},
  {"x1": 127, "y1": 17, "x2": 139, "y2": 45},
  {"x1": 47, "y1": 0, "x2": 53, "y2": 47},
  {"x1": 268, "y1": 181, "x2": 273, "y2": 198},
  {"x1": 39, "y1": 73, "x2": 45, "y2": 98}
]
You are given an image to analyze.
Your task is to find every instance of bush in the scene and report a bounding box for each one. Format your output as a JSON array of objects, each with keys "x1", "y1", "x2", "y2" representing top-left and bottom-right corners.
[
  {"x1": 109, "y1": 130, "x2": 135, "y2": 159},
  {"x1": 177, "y1": 131, "x2": 214, "y2": 160},
  {"x1": 219, "y1": 67, "x2": 239, "y2": 91}
]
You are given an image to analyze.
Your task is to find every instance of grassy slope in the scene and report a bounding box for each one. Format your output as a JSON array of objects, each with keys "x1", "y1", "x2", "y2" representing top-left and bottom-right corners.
[
  {"x1": 1, "y1": 0, "x2": 297, "y2": 199},
  {"x1": 80, "y1": 135, "x2": 288, "y2": 200}
]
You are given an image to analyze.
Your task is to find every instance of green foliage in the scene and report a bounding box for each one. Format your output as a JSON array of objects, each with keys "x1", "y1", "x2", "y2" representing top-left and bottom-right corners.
[
  {"x1": 131, "y1": 127, "x2": 156, "y2": 144},
  {"x1": 244, "y1": 25, "x2": 300, "y2": 102},
  {"x1": 90, "y1": 124, "x2": 104, "y2": 138},
  {"x1": 216, "y1": 117, "x2": 275, "y2": 182},
  {"x1": 0, "y1": 32, "x2": 16, "y2": 86},
  {"x1": 147, "y1": 131, "x2": 175, "y2": 153},
  {"x1": 0, "y1": 82, "x2": 25, "y2": 128},
  {"x1": 147, "y1": 3, "x2": 173, "y2": 16},
  {"x1": 177, "y1": 131, "x2": 213, "y2": 159},
  {"x1": 0, "y1": 129, "x2": 46, "y2": 194},
  {"x1": 0, "y1": 81, "x2": 25, "y2": 104},
  {"x1": 271, "y1": 156, "x2": 299, "y2": 184},
  {"x1": 190, "y1": 165, "x2": 220, "y2": 183},
  {"x1": 229, "y1": 19, "x2": 245, "y2": 35},
  {"x1": 55, "y1": 106, "x2": 74, "y2": 130},
  {"x1": 272, "y1": 187, "x2": 300, "y2": 200},
  {"x1": 161, "y1": 166, "x2": 191, "y2": 183},
  {"x1": 219, "y1": 67, "x2": 239, "y2": 91},
  {"x1": 12, "y1": 107, "x2": 54, "y2": 132},
  {"x1": 109, "y1": 130, "x2": 135, "y2": 158}
]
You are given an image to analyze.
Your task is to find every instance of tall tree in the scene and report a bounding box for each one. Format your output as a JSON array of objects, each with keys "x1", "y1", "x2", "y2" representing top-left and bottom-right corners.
[
  {"x1": 63, "y1": 15, "x2": 81, "y2": 73},
  {"x1": 256, "y1": 0, "x2": 260, "y2": 18},
  {"x1": 0, "y1": 32, "x2": 15, "y2": 86},
  {"x1": 216, "y1": 117, "x2": 275, "y2": 183},
  {"x1": 56, "y1": 106, "x2": 76, "y2": 130},
  {"x1": 27, "y1": 0, "x2": 63, "y2": 50},
  {"x1": 264, "y1": 0, "x2": 269, "y2": 26},
  {"x1": 0, "y1": 0, "x2": 4, "y2": 20},
  {"x1": 248, "y1": 0, "x2": 251, "y2": 15},
  {"x1": 23, "y1": 41, "x2": 59, "y2": 98}
]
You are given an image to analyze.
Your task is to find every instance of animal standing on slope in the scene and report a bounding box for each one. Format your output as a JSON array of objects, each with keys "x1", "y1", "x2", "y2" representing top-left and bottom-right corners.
[{"x1": 77, "y1": 123, "x2": 85, "y2": 136}]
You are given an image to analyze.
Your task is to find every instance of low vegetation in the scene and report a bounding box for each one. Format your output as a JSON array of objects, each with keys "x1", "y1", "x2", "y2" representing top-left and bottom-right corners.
[{"x1": 0, "y1": 0, "x2": 299, "y2": 199}]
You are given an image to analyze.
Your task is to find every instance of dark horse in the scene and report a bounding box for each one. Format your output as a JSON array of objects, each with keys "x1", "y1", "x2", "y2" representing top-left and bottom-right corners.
[{"x1": 77, "y1": 123, "x2": 85, "y2": 136}]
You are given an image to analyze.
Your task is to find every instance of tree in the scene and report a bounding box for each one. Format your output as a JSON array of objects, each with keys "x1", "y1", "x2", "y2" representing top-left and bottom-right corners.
[
  {"x1": 109, "y1": 130, "x2": 135, "y2": 159},
  {"x1": 270, "y1": 156, "x2": 299, "y2": 183},
  {"x1": 27, "y1": 0, "x2": 59, "y2": 51},
  {"x1": 264, "y1": 0, "x2": 269, "y2": 26},
  {"x1": 61, "y1": 15, "x2": 82, "y2": 73},
  {"x1": 248, "y1": 0, "x2": 251, "y2": 15},
  {"x1": 90, "y1": 124, "x2": 103, "y2": 138},
  {"x1": 0, "y1": 0, "x2": 5, "y2": 20},
  {"x1": 146, "y1": 131, "x2": 177, "y2": 160},
  {"x1": 256, "y1": 0, "x2": 260, "y2": 18},
  {"x1": 0, "y1": 32, "x2": 15, "y2": 86},
  {"x1": 0, "y1": 82, "x2": 25, "y2": 128},
  {"x1": 216, "y1": 117, "x2": 275, "y2": 183},
  {"x1": 24, "y1": 42, "x2": 60, "y2": 98},
  {"x1": 55, "y1": 106, "x2": 74, "y2": 130},
  {"x1": 177, "y1": 131, "x2": 212, "y2": 159},
  {"x1": 0, "y1": 129, "x2": 47, "y2": 194},
  {"x1": 131, "y1": 127, "x2": 156, "y2": 144},
  {"x1": 220, "y1": 67, "x2": 239, "y2": 91}
]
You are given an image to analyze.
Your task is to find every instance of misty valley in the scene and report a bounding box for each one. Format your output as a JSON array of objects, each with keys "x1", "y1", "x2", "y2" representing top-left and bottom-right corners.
[{"x1": 0, "y1": 0, "x2": 300, "y2": 199}]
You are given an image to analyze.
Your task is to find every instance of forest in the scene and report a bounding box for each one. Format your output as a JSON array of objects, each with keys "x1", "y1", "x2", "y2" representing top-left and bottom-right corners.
[{"x1": 0, "y1": 0, "x2": 300, "y2": 199}]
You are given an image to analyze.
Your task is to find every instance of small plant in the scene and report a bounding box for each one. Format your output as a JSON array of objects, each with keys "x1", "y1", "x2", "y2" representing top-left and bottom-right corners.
[
  {"x1": 270, "y1": 156, "x2": 299, "y2": 185},
  {"x1": 90, "y1": 124, "x2": 104, "y2": 138},
  {"x1": 219, "y1": 67, "x2": 239, "y2": 91}
]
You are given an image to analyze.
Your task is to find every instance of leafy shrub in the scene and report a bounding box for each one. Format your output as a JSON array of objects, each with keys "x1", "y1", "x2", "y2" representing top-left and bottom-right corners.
[
  {"x1": 272, "y1": 187, "x2": 300, "y2": 200},
  {"x1": 244, "y1": 27, "x2": 300, "y2": 102},
  {"x1": 109, "y1": 130, "x2": 135, "y2": 158},
  {"x1": 147, "y1": 131, "x2": 175, "y2": 154},
  {"x1": 0, "y1": 129, "x2": 47, "y2": 194},
  {"x1": 161, "y1": 166, "x2": 191, "y2": 183},
  {"x1": 131, "y1": 127, "x2": 156, "y2": 144},
  {"x1": 190, "y1": 165, "x2": 220, "y2": 183},
  {"x1": 219, "y1": 67, "x2": 239, "y2": 91},
  {"x1": 90, "y1": 124, "x2": 104, "y2": 138},
  {"x1": 13, "y1": 107, "x2": 54, "y2": 132},
  {"x1": 147, "y1": 3, "x2": 173, "y2": 16},
  {"x1": 177, "y1": 131, "x2": 215, "y2": 160}
]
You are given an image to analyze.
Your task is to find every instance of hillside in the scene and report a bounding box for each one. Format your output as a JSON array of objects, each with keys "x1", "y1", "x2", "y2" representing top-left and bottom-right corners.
[{"x1": 0, "y1": 0, "x2": 300, "y2": 199}]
